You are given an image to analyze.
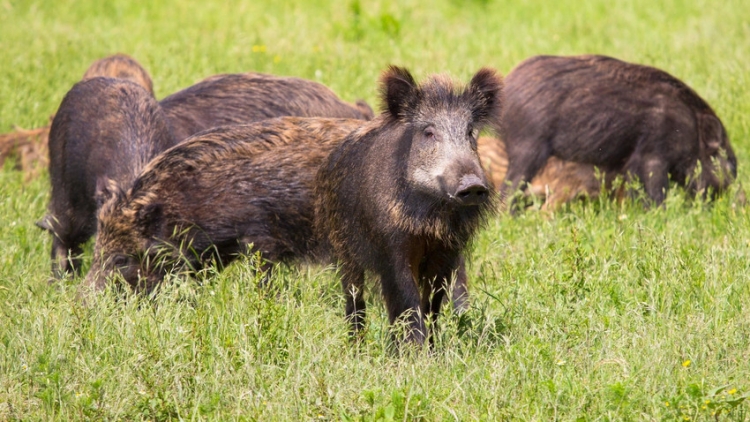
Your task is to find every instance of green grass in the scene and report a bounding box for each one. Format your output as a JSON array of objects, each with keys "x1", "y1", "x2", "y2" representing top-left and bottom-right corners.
[{"x1": 2, "y1": 0, "x2": 750, "y2": 419}]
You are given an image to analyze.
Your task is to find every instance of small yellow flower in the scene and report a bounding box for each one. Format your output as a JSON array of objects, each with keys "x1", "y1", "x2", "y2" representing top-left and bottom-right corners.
[
  {"x1": 683, "y1": 416, "x2": 690, "y2": 421},
  {"x1": 75, "y1": 392, "x2": 83, "y2": 398},
  {"x1": 556, "y1": 359, "x2": 566, "y2": 366},
  {"x1": 728, "y1": 388, "x2": 737, "y2": 395},
  {"x1": 682, "y1": 360, "x2": 691, "y2": 368},
  {"x1": 665, "y1": 401, "x2": 670, "y2": 407},
  {"x1": 702, "y1": 405, "x2": 707, "y2": 410},
  {"x1": 274, "y1": 55, "x2": 281, "y2": 64},
  {"x1": 705, "y1": 400, "x2": 710, "y2": 404},
  {"x1": 252, "y1": 45, "x2": 267, "y2": 53}
]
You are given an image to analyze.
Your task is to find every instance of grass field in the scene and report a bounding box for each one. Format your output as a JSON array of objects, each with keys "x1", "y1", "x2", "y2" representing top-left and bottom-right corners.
[{"x1": 2, "y1": 0, "x2": 750, "y2": 419}]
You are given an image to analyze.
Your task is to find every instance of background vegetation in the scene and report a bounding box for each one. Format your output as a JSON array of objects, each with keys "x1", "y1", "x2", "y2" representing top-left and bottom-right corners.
[{"x1": 1, "y1": 0, "x2": 749, "y2": 419}]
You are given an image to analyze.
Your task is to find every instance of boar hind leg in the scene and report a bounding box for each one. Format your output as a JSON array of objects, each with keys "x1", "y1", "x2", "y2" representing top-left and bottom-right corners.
[
  {"x1": 627, "y1": 156, "x2": 669, "y2": 206},
  {"x1": 340, "y1": 261, "x2": 367, "y2": 337},
  {"x1": 501, "y1": 140, "x2": 552, "y2": 211},
  {"x1": 254, "y1": 261, "x2": 275, "y2": 288}
]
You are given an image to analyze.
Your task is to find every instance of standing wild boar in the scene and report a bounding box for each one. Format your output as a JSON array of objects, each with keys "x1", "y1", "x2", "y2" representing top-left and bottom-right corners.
[
  {"x1": 499, "y1": 55, "x2": 737, "y2": 209},
  {"x1": 160, "y1": 72, "x2": 374, "y2": 141},
  {"x1": 82, "y1": 53, "x2": 155, "y2": 96},
  {"x1": 82, "y1": 117, "x2": 363, "y2": 294},
  {"x1": 315, "y1": 66, "x2": 503, "y2": 344},
  {"x1": 41, "y1": 78, "x2": 175, "y2": 278}
]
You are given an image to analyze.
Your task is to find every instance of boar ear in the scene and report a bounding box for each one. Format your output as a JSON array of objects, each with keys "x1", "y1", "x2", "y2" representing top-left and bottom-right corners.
[
  {"x1": 697, "y1": 113, "x2": 724, "y2": 153},
  {"x1": 380, "y1": 65, "x2": 419, "y2": 118},
  {"x1": 467, "y1": 67, "x2": 504, "y2": 126},
  {"x1": 95, "y1": 178, "x2": 121, "y2": 209},
  {"x1": 135, "y1": 202, "x2": 164, "y2": 237}
]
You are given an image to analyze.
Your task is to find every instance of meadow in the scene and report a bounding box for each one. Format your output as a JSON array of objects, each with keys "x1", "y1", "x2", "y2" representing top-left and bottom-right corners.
[{"x1": 1, "y1": 0, "x2": 749, "y2": 419}]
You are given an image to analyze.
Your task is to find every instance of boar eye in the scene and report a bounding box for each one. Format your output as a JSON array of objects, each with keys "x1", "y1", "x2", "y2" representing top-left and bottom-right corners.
[
  {"x1": 111, "y1": 255, "x2": 129, "y2": 268},
  {"x1": 423, "y1": 128, "x2": 435, "y2": 139},
  {"x1": 467, "y1": 126, "x2": 478, "y2": 139}
]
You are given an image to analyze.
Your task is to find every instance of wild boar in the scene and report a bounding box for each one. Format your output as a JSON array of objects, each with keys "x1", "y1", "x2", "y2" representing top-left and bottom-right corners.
[
  {"x1": 315, "y1": 66, "x2": 503, "y2": 344},
  {"x1": 82, "y1": 117, "x2": 363, "y2": 294},
  {"x1": 499, "y1": 55, "x2": 736, "y2": 209},
  {"x1": 41, "y1": 78, "x2": 175, "y2": 278}
]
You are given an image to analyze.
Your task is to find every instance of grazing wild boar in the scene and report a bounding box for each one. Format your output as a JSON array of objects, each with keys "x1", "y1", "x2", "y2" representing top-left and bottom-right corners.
[
  {"x1": 315, "y1": 66, "x2": 503, "y2": 344},
  {"x1": 82, "y1": 117, "x2": 363, "y2": 295},
  {"x1": 499, "y1": 55, "x2": 737, "y2": 209},
  {"x1": 159, "y1": 72, "x2": 374, "y2": 141},
  {"x1": 82, "y1": 53, "x2": 155, "y2": 96},
  {"x1": 40, "y1": 78, "x2": 175, "y2": 278}
]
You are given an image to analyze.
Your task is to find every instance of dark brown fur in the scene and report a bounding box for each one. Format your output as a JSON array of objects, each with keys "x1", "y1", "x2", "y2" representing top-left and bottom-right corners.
[
  {"x1": 83, "y1": 117, "x2": 363, "y2": 294},
  {"x1": 160, "y1": 73, "x2": 374, "y2": 141},
  {"x1": 1, "y1": 54, "x2": 154, "y2": 180},
  {"x1": 43, "y1": 78, "x2": 176, "y2": 278},
  {"x1": 82, "y1": 53, "x2": 154, "y2": 96},
  {"x1": 315, "y1": 66, "x2": 503, "y2": 345},
  {"x1": 499, "y1": 55, "x2": 737, "y2": 210}
]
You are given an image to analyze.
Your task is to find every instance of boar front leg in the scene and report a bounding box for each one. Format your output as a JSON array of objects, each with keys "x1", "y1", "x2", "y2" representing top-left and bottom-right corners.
[
  {"x1": 379, "y1": 245, "x2": 426, "y2": 345},
  {"x1": 340, "y1": 260, "x2": 367, "y2": 338}
]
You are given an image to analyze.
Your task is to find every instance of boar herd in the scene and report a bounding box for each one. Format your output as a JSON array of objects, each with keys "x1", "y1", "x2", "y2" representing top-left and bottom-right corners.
[{"x1": 22, "y1": 52, "x2": 735, "y2": 345}]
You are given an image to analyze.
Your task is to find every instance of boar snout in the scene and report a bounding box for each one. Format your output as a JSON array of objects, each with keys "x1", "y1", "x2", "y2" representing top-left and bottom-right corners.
[{"x1": 454, "y1": 174, "x2": 489, "y2": 206}]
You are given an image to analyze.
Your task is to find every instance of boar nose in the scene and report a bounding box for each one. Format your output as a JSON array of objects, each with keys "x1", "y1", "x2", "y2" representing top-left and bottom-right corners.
[{"x1": 455, "y1": 174, "x2": 489, "y2": 206}]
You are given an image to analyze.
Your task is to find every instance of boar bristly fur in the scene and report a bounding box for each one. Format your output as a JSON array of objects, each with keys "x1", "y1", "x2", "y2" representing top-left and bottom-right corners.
[
  {"x1": 83, "y1": 117, "x2": 363, "y2": 295},
  {"x1": 160, "y1": 73, "x2": 374, "y2": 141}
]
